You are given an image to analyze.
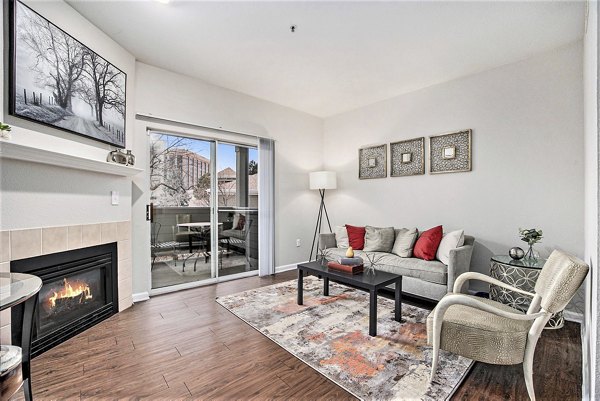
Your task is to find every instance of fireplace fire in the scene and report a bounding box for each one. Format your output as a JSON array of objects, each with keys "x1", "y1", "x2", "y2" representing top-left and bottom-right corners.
[
  {"x1": 11, "y1": 243, "x2": 118, "y2": 357},
  {"x1": 47, "y1": 278, "x2": 93, "y2": 310}
]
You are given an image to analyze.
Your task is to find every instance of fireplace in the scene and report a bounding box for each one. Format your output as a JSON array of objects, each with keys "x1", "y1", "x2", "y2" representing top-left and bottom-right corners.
[{"x1": 11, "y1": 243, "x2": 118, "y2": 357}]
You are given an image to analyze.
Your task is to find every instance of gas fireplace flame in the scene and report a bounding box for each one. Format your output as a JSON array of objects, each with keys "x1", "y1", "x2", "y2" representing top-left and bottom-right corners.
[{"x1": 48, "y1": 278, "x2": 93, "y2": 308}]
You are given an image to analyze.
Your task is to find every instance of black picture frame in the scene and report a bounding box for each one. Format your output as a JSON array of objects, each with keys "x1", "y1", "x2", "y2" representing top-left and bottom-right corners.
[{"x1": 8, "y1": 0, "x2": 127, "y2": 148}]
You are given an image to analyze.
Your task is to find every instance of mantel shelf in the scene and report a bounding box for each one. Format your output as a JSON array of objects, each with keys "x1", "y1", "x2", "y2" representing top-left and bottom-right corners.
[{"x1": 0, "y1": 141, "x2": 143, "y2": 177}]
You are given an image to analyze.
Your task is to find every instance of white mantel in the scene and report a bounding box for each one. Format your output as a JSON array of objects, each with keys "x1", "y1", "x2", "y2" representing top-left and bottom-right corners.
[{"x1": 0, "y1": 141, "x2": 142, "y2": 177}]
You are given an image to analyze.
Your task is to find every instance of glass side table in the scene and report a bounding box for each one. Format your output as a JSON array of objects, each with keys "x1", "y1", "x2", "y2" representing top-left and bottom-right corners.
[
  {"x1": 489, "y1": 255, "x2": 563, "y2": 329},
  {"x1": 0, "y1": 272, "x2": 42, "y2": 401}
]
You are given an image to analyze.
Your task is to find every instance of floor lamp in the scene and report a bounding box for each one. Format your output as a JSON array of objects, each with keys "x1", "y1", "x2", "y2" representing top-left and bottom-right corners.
[{"x1": 309, "y1": 171, "x2": 337, "y2": 261}]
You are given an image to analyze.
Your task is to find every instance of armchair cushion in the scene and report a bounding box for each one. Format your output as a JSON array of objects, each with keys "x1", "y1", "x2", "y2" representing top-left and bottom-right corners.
[{"x1": 426, "y1": 294, "x2": 533, "y2": 365}]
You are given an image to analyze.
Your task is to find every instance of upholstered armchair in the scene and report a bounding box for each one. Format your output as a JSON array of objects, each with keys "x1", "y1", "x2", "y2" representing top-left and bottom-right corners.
[{"x1": 427, "y1": 250, "x2": 588, "y2": 401}]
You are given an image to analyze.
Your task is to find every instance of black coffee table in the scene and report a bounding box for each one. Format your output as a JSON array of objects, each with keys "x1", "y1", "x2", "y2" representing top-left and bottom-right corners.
[{"x1": 297, "y1": 261, "x2": 403, "y2": 336}]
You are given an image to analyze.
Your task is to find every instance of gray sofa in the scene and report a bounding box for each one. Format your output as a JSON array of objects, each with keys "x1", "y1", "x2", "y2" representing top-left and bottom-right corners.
[{"x1": 319, "y1": 233, "x2": 475, "y2": 301}]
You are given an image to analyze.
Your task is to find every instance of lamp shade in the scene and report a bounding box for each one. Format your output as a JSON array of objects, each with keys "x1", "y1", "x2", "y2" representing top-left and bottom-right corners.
[{"x1": 309, "y1": 171, "x2": 337, "y2": 190}]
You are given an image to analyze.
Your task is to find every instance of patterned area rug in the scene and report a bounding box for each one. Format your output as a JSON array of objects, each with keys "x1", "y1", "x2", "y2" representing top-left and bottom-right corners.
[{"x1": 216, "y1": 276, "x2": 473, "y2": 401}]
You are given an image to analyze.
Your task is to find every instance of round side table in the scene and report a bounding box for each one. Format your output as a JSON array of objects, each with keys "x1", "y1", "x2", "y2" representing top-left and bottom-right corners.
[
  {"x1": 489, "y1": 255, "x2": 563, "y2": 329},
  {"x1": 0, "y1": 272, "x2": 43, "y2": 401}
]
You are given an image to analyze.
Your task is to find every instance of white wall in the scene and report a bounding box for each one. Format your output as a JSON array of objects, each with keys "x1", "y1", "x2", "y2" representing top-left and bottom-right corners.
[
  {"x1": 132, "y1": 62, "x2": 323, "y2": 294},
  {"x1": 1, "y1": 0, "x2": 137, "y2": 230},
  {"x1": 323, "y1": 42, "x2": 584, "y2": 292},
  {"x1": 583, "y1": 0, "x2": 599, "y2": 398}
]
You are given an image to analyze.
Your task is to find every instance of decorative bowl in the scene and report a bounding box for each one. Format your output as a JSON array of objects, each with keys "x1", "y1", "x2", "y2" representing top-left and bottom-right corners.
[{"x1": 509, "y1": 247, "x2": 525, "y2": 260}]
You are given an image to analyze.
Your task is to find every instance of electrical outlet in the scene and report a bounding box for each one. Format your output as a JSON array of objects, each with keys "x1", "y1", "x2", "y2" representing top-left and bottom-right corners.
[
  {"x1": 296, "y1": 239, "x2": 301, "y2": 247},
  {"x1": 111, "y1": 191, "x2": 119, "y2": 205}
]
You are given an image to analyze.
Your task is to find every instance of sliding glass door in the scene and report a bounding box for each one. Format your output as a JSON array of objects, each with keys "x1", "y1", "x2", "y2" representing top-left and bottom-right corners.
[
  {"x1": 148, "y1": 131, "x2": 259, "y2": 291},
  {"x1": 216, "y1": 143, "x2": 259, "y2": 277}
]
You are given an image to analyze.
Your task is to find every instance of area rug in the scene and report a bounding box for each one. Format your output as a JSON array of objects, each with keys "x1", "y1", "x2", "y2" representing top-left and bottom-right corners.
[{"x1": 216, "y1": 276, "x2": 473, "y2": 401}]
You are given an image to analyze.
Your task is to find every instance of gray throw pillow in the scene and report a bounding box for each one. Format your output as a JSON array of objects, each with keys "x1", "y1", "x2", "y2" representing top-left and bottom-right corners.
[
  {"x1": 363, "y1": 226, "x2": 395, "y2": 252},
  {"x1": 392, "y1": 228, "x2": 418, "y2": 257}
]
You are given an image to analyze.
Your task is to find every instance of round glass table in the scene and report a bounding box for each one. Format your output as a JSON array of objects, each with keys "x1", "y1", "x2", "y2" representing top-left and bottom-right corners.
[
  {"x1": 0, "y1": 272, "x2": 42, "y2": 401},
  {"x1": 0, "y1": 273, "x2": 42, "y2": 311},
  {"x1": 489, "y1": 255, "x2": 563, "y2": 329}
]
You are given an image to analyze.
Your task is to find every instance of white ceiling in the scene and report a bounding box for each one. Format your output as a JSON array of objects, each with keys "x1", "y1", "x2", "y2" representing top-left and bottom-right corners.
[{"x1": 67, "y1": 1, "x2": 585, "y2": 118}]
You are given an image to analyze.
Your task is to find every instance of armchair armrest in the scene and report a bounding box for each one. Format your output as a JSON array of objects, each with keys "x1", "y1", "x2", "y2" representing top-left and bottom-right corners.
[
  {"x1": 435, "y1": 293, "x2": 547, "y2": 322},
  {"x1": 447, "y1": 243, "x2": 474, "y2": 292},
  {"x1": 319, "y1": 233, "x2": 337, "y2": 250},
  {"x1": 453, "y1": 271, "x2": 536, "y2": 298}
]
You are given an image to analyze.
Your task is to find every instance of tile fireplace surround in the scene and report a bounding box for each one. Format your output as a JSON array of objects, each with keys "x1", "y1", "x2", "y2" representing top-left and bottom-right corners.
[{"x1": 0, "y1": 220, "x2": 133, "y2": 345}]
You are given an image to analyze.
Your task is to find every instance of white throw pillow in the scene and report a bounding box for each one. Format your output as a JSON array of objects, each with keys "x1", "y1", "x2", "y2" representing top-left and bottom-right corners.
[
  {"x1": 436, "y1": 229, "x2": 465, "y2": 265},
  {"x1": 334, "y1": 226, "x2": 349, "y2": 248}
]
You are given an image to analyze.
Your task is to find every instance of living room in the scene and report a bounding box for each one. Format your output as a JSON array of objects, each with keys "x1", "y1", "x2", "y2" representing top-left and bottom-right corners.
[{"x1": 0, "y1": 0, "x2": 598, "y2": 400}]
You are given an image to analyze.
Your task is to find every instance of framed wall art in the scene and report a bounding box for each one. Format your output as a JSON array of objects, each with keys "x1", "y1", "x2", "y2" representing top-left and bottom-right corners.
[
  {"x1": 359, "y1": 144, "x2": 387, "y2": 179},
  {"x1": 390, "y1": 137, "x2": 425, "y2": 177},
  {"x1": 429, "y1": 129, "x2": 472, "y2": 174},
  {"x1": 9, "y1": 0, "x2": 127, "y2": 148}
]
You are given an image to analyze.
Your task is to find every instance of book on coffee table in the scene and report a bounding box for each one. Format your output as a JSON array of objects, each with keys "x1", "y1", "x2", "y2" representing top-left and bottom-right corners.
[
  {"x1": 339, "y1": 257, "x2": 363, "y2": 266},
  {"x1": 327, "y1": 261, "x2": 364, "y2": 274}
]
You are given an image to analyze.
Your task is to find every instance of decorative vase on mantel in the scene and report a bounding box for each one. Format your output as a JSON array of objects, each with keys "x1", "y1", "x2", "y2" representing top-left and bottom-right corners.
[{"x1": 0, "y1": 122, "x2": 12, "y2": 140}]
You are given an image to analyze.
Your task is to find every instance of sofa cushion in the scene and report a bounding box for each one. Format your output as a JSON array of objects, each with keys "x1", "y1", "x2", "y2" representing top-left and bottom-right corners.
[
  {"x1": 323, "y1": 248, "x2": 447, "y2": 285},
  {"x1": 375, "y1": 253, "x2": 448, "y2": 285},
  {"x1": 392, "y1": 228, "x2": 418, "y2": 257},
  {"x1": 436, "y1": 229, "x2": 464, "y2": 265},
  {"x1": 414, "y1": 225, "x2": 443, "y2": 261},
  {"x1": 363, "y1": 226, "x2": 395, "y2": 252},
  {"x1": 334, "y1": 226, "x2": 349, "y2": 248},
  {"x1": 345, "y1": 225, "x2": 366, "y2": 250}
]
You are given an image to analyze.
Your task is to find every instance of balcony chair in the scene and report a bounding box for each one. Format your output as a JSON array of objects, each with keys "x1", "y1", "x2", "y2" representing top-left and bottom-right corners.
[
  {"x1": 427, "y1": 249, "x2": 588, "y2": 401},
  {"x1": 150, "y1": 222, "x2": 177, "y2": 270}
]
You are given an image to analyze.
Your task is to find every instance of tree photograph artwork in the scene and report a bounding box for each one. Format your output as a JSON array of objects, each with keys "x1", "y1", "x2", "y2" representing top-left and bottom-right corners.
[{"x1": 10, "y1": 1, "x2": 126, "y2": 147}]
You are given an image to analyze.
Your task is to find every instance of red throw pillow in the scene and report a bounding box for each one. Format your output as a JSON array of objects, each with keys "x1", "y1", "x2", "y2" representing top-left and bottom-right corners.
[
  {"x1": 345, "y1": 224, "x2": 366, "y2": 250},
  {"x1": 413, "y1": 225, "x2": 443, "y2": 261}
]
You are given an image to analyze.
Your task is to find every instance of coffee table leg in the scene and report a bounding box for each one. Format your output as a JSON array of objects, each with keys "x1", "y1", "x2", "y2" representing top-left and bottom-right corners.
[
  {"x1": 297, "y1": 269, "x2": 304, "y2": 305},
  {"x1": 369, "y1": 289, "x2": 377, "y2": 336},
  {"x1": 395, "y1": 277, "x2": 402, "y2": 322},
  {"x1": 324, "y1": 277, "x2": 329, "y2": 296}
]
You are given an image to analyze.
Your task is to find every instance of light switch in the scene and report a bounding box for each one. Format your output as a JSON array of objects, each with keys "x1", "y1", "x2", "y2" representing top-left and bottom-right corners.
[{"x1": 111, "y1": 191, "x2": 119, "y2": 205}]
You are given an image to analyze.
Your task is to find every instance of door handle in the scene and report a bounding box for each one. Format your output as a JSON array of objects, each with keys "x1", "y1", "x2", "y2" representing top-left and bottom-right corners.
[{"x1": 146, "y1": 203, "x2": 154, "y2": 222}]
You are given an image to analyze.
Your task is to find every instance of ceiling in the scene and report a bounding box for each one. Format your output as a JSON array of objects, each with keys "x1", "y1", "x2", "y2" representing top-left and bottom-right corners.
[{"x1": 67, "y1": 1, "x2": 585, "y2": 118}]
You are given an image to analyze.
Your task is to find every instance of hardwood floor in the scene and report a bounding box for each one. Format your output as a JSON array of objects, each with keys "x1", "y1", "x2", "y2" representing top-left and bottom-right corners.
[{"x1": 12, "y1": 271, "x2": 581, "y2": 400}]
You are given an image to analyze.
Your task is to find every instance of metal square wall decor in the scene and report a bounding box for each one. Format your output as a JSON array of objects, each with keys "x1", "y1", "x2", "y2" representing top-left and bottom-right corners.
[
  {"x1": 429, "y1": 130, "x2": 472, "y2": 174},
  {"x1": 390, "y1": 137, "x2": 425, "y2": 177},
  {"x1": 359, "y1": 144, "x2": 387, "y2": 179},
  {"x1": 9, "y1": 0, "x2": 127, "y2": 148}
]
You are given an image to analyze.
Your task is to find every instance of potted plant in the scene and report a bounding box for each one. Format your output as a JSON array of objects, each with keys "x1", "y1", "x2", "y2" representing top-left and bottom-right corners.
[
  {"x1": 518, "y1": 228, "x2": 543, "y2": 260},
  {"x1": 0, "y1": 123, "x2": 11, "y2": 140}
]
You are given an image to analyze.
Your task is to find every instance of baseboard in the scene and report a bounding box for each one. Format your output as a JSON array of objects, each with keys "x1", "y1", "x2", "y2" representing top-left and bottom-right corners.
[
  {"x1": 132, "y1": 292, "x2": 150, "y2": 303},
  {"x1": 275, "y1": 261, "x2": 307, "y2": 273},
  {"x1": 564, "y1": 310, "x2": 583, "y2": 324}
]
